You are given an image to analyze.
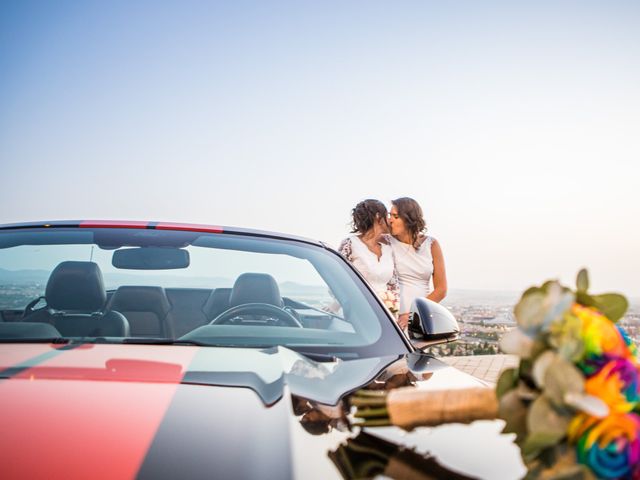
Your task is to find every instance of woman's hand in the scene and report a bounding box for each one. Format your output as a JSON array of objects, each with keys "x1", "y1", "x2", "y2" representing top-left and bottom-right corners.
[
  {"x1": 397, "y1": 313, "x2": 409, "y2": 330},
  {"x1": 322, "y1": 300, "x2": 341, "y2": 314}
]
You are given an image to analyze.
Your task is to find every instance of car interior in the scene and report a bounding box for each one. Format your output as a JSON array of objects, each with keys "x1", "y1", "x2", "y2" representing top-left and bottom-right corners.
[{"x1": 0, "y1": 259, "x2": 365, "y2": 346}]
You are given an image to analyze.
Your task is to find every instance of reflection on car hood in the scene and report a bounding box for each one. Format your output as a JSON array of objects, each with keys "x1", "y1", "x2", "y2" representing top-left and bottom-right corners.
[{"x1": 0, "y1": 343, "x2": 526, "y2": 479}]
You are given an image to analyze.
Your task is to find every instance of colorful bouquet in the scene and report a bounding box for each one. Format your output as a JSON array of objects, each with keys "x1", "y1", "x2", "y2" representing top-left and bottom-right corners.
[
  {"x1": 352, "y1": 270, "x2": 639, "y2": 479},
  {"x1": 496, "y1": 269, "x2": 637, "y2": 479}
]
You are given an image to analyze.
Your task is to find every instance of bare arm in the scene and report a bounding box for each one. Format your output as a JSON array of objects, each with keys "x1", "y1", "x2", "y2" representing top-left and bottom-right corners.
[{"x1": 427, "y1": 239, "x2": 447, "y2": 302}]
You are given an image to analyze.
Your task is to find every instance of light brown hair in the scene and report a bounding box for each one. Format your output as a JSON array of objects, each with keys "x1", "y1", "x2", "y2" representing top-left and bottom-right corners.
[{"x1": 391, "y1": 197, "x2": 426, "y2": 246}]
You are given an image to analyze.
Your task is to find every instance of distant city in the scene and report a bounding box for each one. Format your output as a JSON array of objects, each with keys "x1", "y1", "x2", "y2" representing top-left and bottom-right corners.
[
  {"x1": 0, "y1": 282, "x2": 44, "y2": 310},
  {"x1": 433, "y1": 293, "x2": 640, "y2": 357}
]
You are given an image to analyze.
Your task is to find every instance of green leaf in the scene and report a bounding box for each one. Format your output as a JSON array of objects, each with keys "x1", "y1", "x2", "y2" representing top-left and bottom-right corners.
[
  {"x1": 564, "y1": 392, "x2": 609, "y2": 418},
  {"x1": 541, "y1": 287, "x2": 575, "y2": 330},
  {"x1": 496, "y1": 367, "x2": 518, "y2": 399},
  {"x1": 522, "y1": 431, "x2": 565, "y2": 459},
  {"x1": 540, "y1": 281, "x2": 556, "y2": 293},
  {"x1": 514, "y1": 291, "x2": 547, "y2": 334},
  {"x1": 514, "y1": 282, "x2": 574, "y2": 335},
  {"x1": 549, "y1": 311, "x2": 585, "y2": 363},
  {"x1": 576, "y1": 291, "x2": 596, "y2": 308},
  {"x1": 499, "y1": 390, "x2": 528, "y2": 443},
  {"x1": 592, "y1": 293, "x2": 628, "y2": 322},
  {"x1": 532, "y1": 351, "x2": 556, "y2": 388},
  {"x1": 576, "y1": 269, "x2": 589, "y2": 293},
  {"x1": 544, "y1": 356, "x2": 585, "y2": 407},
  {"x1": 522, "y1": 286, "x2": 546, "y2": 297},
  {"x1": 527, "y1": 395, "x2": 571, "y2": 441},
  {"x1": 499, "y1": 328, "x2": 534, "y2": 357}
]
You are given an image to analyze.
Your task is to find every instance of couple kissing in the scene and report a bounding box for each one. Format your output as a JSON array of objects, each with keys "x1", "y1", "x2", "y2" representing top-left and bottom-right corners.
[{"x1": 338, "y1": 197, "x2": 447, "y2": 330}]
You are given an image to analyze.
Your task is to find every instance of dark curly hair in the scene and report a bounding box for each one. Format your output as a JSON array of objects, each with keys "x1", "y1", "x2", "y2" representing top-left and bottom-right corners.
[
  {"x1": 350, "y1": 199, "x2": 388, "y2": 234},
  {"x1": 391, "y1": 197, "x2": 427, "y2": 246}
]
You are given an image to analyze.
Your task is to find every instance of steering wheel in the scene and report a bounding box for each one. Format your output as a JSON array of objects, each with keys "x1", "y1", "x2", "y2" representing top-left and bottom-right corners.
[
  {"x1": 210, "y1": 303, "x2": 303, "y2": 327},
  {"x1": 21, "y1": 296, "x2": 47, "y2": 319}
]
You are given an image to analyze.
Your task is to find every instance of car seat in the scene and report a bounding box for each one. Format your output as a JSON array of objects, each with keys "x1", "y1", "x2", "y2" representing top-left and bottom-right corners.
[
  {"x1": 228, "y1": 273, "x2": 283, "y2": 307},
  {"x1": 23, "y1": 261, "x2": 129, "y2": 337},
  {"x1": 107, "y1": 286, "x2": 175, "y2": 338}
]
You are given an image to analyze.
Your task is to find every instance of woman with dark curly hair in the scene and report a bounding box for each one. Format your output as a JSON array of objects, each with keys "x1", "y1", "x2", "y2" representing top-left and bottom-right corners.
[
  {"x1": 388, "y1": 197, "x2": 447, "y2": 329},
  {"x1": 338, "y1": 199, "x2": 400, "y2": 317}
]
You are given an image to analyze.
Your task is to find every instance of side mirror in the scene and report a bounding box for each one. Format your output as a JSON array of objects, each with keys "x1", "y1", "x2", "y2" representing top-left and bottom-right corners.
[{"x1": 407, "y1": 298, "x2": 459, "y2": 348}]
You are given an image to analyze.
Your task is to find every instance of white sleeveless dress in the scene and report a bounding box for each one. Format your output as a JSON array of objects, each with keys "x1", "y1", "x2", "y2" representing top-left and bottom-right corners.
[
  {"x1": 338, "y1": 235, "x2": 399, "y2": 313},
  {"x1": 389, "y1": 235, "x2": 435, "y2": 314}
]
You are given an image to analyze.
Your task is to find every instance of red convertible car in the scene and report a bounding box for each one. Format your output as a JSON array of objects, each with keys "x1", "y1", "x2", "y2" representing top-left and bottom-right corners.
[{"x1": 0, "y1": 221, "x2": 525, "y2": 479}]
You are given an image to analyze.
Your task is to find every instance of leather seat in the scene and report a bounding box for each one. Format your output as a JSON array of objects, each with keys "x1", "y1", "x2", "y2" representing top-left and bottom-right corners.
[
  {"x1": 108, "y1": 286, "x2": 175, "y2": 338},
  {"x1": 203, "y1": 288, "x2": 232, "y2": 321},
  {"x1": 166, "y1": 288, "x2": 212, "y2": 337},
  {"x1": 24, "y1": 261, "x2": 129, "y2": 337},
  {"x1": 228, "y1": 273, "x2": 283, "y2": 307}
]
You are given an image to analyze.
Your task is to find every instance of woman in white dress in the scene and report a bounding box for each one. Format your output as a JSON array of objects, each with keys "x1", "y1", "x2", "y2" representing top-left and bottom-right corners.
[
  {"x1": 338, "y1": 199, "x2": 400, "y2": 317},
  {"x1": 388, "y1": 197, "x2": 447, "y2": 329}
]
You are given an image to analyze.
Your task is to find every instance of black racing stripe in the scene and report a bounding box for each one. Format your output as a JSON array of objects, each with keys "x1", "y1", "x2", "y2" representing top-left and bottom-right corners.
[
  {"x1": 136, "y1": 385, "x2": 294, "y2": 480},
  {"x1": 181, "y1": 370, "x2": 284, "y2": 406},
  {"x1": 136, "y1": 348, "x2": 293, "y2": 479},
  {"x1": 0, "y1": 343, "x2": 85, "y2": 379}
]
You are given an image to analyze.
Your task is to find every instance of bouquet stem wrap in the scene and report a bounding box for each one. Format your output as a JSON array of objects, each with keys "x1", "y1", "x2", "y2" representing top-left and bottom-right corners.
[{"x1": 387, "y1": 387, "x2": 498, "y2": 430}]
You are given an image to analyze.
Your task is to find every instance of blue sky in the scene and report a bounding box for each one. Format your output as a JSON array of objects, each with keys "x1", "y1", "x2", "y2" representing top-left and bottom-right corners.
[{"x1": 1, "y1": 1, "x2": 639, "y2": 295}]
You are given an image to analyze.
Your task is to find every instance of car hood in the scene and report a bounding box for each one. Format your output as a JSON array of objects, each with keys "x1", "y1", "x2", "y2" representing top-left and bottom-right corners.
[{"x1": 0, "y1": 343, "x2": 526, "y2": 479}]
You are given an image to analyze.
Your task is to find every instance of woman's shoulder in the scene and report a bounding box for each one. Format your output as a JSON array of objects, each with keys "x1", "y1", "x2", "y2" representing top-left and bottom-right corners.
[
  {"x1": 340, "y1": 234, "x2": 357, "y2": 245},
  {"x1": 416, "y1": 234, "x2": 437, "y2": 250}
]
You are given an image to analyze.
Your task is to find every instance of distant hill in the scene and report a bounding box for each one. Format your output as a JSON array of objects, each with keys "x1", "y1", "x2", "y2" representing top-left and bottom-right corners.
[
  {"x1": 0, "y1": 268, "x2": 49, "y2": 284},
  {"x1": 0, "y1": 268, "x2": 231, "y2": 289}
]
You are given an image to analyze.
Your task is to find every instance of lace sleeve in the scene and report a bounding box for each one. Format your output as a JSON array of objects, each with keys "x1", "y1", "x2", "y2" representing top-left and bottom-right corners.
[
  {"x1": 387, "y1": 265, "x2": 400, "y2": 305},
  {"x1": 379, "y1": 257, "x2": 400, "y2": 317},
  {"x1": 426, "y1": 235, "x2": 435, "y2": 248},
  {"x1": 338, "y1": 238, "x2": 354, "y2": 263},
  {"x1": 415, "y1": 234, "x2": 435, "y2": 250}
]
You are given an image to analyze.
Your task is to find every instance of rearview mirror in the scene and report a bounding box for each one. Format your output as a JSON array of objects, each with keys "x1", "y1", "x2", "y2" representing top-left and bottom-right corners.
[
  {"x1": 407, "y1": 298, "x2": 459, "y2": 348},
  {"x1": 112, "y1": 247, "x2": 190, "y2": 270}
]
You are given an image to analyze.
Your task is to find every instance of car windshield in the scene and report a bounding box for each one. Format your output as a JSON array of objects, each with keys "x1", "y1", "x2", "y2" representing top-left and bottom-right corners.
[{"x1": 0, "y1": 227, "x2": 407, "y2": 358}]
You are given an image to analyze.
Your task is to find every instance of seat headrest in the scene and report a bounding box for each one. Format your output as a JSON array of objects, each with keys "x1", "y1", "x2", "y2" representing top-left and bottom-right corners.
[
  {"x1": 108, "y1": 286, "x2": 171, "y2": 317},
  {"x1": 46, "y1": 261, "x2": 107, "y2": 311},
  {"x1": 229, "y1": 273, "x2": 282, "y2": 307}
]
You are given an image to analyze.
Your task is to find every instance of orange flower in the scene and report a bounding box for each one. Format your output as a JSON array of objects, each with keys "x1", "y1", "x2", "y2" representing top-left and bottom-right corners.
[
  {"x1": 585, "y1": 360, "x2": 637, "y2": 414},
  {"x1": 572, "y1": 305, "x2": 631, "y2": 360}
]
